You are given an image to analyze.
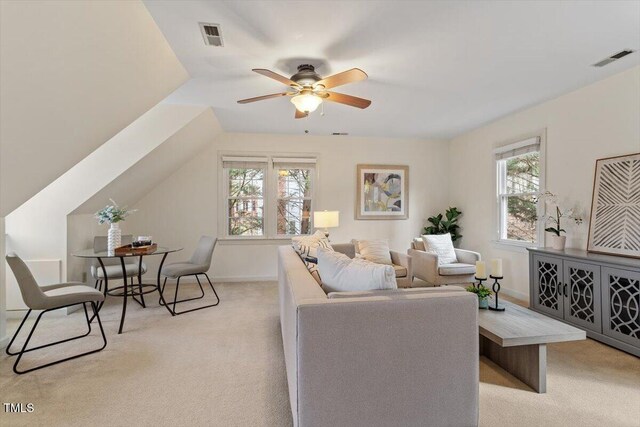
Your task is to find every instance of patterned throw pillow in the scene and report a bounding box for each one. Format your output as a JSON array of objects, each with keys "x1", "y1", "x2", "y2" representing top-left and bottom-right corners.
[{"x1": 292, "y1": 230, "x2": 334, "y2": 284}]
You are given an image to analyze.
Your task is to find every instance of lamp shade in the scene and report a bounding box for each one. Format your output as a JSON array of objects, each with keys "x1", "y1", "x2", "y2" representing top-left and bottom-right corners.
[{"x1": 314, "y1": 211, "x2": 339, "y2": 228}]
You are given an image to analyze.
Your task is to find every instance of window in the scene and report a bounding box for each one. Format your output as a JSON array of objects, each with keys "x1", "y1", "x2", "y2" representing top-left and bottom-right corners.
[
  {"x1": 495, "y1": 136, "x2": 543, "y2": 245},
  {"x1": 221, "y1": 155, "x2": 316, "y2": 239}
]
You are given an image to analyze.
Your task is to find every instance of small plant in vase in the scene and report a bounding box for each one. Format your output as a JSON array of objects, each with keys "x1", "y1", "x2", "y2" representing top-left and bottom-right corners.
[
  {"x1": 535, "y1": 191, "x2": 583, "y2": 250},
  {"x1": 95, "y1": 199, "x2": 136, "y2": 252},
  {"x1": 465, "y1": 284, "x2": 492, "y2": 309}
]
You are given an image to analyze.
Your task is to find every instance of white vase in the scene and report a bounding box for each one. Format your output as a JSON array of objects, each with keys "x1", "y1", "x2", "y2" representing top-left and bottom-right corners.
[
  {"x1": 550, "y1": 234, "x2": 566, "y2": 251},
  {"x1": 108, "y1": 222, "x2": 122, "y2": 252}
]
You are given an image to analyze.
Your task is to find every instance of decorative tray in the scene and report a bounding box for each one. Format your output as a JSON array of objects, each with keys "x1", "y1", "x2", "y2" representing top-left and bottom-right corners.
[{"x1": 114, "y1": 243, "x2": 158, "y2": 255}]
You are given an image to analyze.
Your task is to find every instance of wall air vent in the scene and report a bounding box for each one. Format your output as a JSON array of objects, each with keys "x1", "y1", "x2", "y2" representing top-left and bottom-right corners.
[
  {"x1": 593, "y1": 50, "x2": 634, "y2": 67},
  {"x1": 332, "y1": 132, "x2": 349, "y2": 136},
  {"x1": 199, "y1": 23, "x2": 223, "y2": 47}
]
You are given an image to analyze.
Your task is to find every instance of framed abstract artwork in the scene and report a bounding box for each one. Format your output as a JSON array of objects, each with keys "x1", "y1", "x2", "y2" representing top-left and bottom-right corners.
[
  {"x1": 356, "y1": 164, "x2": 409, "y2": 220},
  {"x1": 587, "y1": 152, "x2": 640, "y2": 259}
]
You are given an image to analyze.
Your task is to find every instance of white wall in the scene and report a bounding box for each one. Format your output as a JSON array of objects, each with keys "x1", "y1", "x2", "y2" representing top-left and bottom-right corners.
[
  {"x1": 5, "y1": 105, "x2": 214, "y2": 309},
  {"x1": 126, "y1": 133, "x2": 451, "y2": 280},
  {"x1": 0, "y1": 0, "x2": 188, "y2": 216},
  {"x1": 449, "y1": 66, "x2": 640, "y2": 301}
]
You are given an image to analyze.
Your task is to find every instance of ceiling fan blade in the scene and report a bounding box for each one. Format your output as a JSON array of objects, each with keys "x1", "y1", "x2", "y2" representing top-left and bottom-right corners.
[
  {"x1": 295, "y1": 109, "x2": 308, "y2": 119},
  {"x1": 315, "y1": 68, "x2": 367, "y2": 90},
  {"x1": 237, "y1": 92, "x2": 289, "y2": 104},
  {"x1": 324, "y1": 91, "x2": 371, "y2": 109},
  {"x1": 253, "y1": 69, "x2": 300, "y2": 88}
]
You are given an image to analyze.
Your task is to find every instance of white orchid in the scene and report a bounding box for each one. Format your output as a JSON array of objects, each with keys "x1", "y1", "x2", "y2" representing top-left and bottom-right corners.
[{"x1": 534, "y1": 191, "x2": 583, "y2": 236}]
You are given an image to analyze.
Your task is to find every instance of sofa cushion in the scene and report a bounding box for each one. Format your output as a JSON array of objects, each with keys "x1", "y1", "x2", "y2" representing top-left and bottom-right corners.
[
  {"x1": 422, "y1": 233, "x2": 457, "y2": 265},
  {"x1": 355, "y1": 239, "x2": 392, "y2": 265},
  {"x1": 392, "y1": 264, "x2": 407, "y2": 278},
  {"x1": 438, "y1": 263, "x2": 476, "y2": 276},
  {"x1": 317, "y1": 248, "x2": 397, "y2": 293}
]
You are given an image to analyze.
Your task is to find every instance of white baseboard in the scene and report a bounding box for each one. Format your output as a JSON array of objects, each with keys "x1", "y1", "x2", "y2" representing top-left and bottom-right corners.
[
  {"x1": 212, "y1": 276, "x2": 277, "y2": 283},
  {"x1": 500, "y1": 287, "x2": 529, "y2": 304},
  {"x1": 162, "y1": 275, "x2": 277, "y2": 284}
]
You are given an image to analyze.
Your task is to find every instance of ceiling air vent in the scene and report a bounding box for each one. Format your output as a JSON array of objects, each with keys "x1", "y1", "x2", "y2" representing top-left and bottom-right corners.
[
  {"x1": 593, "y1": 50, "x2": 634, "y2": 67},
  {"x1": 199, "y1": 22, "x2": 223, "y2": 47},
  {"x1": 332, "y1": 132, "x2": 349, "y2": 136}
]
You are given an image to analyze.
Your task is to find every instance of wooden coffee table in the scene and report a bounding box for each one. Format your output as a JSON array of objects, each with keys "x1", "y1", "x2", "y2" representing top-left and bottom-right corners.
[{"x1": 478, "y1": 300, "x2": 586, "y2": 393}]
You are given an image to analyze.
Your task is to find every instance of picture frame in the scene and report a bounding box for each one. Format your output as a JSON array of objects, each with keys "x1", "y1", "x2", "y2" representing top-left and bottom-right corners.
[
  {"x1": 587, "y1": 152, "x2": 640, "y2": 259},
  {"x1": 356, "y1": 164, "x2": 409, "y2": 220}
]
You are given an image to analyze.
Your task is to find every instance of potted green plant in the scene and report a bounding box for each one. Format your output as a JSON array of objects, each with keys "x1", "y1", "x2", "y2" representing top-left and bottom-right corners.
[
  {"x1": 95, "y1": 199, "x2": 136, "y2": 252},
  {"x1": 535, "y1": 191, "x2": 583, "y2": 250},
  {"x1": 423, "y1": 207, "x2": 462, "y2": 243},
  {"x1": 465, "y1": 284, "x2": 492, "y2": 309}
]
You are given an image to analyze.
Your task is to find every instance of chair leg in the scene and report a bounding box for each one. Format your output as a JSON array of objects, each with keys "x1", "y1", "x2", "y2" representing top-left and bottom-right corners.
[
  {"x1": 168, "y1": 273, "x2": 220, "y2": 315},
  {"x1": 160, "y1": 277, "x2": 205, "y2": 306},
  {"x1": 12, "y1": 302, "x2": 107, "y2": 375}
]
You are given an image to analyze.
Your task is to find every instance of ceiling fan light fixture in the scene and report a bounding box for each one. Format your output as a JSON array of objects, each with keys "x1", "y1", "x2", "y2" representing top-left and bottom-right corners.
[{"x1": 291, "y1": 92, "x2": 322, "y2": 113}]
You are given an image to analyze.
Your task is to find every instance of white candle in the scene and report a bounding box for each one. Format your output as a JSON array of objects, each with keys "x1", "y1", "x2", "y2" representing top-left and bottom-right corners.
[
  {"x1": 475, "y1": 261, "x2": 487, "y2": 279},
  {"x1": 491, "y1": 259, "x2": 503, "y2": 277}
]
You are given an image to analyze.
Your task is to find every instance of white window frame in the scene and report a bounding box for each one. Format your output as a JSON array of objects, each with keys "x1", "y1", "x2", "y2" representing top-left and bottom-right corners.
[
  {"x1": 218, "y1": 152, "x2": 318, "y2": 241},
  {"x1": 494, "y1": 131, "x2": 546, "y2": 249}
]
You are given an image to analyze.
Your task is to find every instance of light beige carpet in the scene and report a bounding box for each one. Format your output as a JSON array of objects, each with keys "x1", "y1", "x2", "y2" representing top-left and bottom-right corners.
[{"x1": 1, "y1": 281, "x2": 638, "y2": 427}]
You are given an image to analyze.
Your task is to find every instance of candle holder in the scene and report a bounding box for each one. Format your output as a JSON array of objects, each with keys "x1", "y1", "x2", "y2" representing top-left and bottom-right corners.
[
  {"x1": 473, "y1": 277, "x2": 487, "y2": 289},
  {"x1": 489, "y1": 275, "x2": 506, "y2": 311}
]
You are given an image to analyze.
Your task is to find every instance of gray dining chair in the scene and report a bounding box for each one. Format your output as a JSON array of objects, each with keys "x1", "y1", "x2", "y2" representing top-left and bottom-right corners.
[
  {"x1": 5, "y1": 253, "x2": 107, "y2": 374},
  {"x1": 92, "y1": 235, "x2": 148, "y2": 307},
  {"x1": 159, "y1": 236, "x2": 220, "y2": 315}
]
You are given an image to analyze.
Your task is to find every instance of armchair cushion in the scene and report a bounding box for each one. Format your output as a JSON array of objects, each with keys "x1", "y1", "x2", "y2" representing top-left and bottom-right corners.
[
  {"x1": 438, "y1": 263, "x2": 476, "y2": 276},
  {"x1": 422, "y1": 233, "x2": 457, "y2": 265},
  {"x1": 392, "y1": 264, "x2": 408, "y2": 278}
]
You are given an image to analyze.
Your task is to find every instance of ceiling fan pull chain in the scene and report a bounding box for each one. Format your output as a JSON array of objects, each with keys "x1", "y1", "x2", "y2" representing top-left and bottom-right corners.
[{"x1": 321, "y1": 102, "x2": 325, "y2": 117}]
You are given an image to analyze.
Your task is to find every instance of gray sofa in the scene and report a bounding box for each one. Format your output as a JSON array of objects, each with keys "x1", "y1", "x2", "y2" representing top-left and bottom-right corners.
[{"x1": 278, "y1": 245, "x2": 479, "y2": 427}]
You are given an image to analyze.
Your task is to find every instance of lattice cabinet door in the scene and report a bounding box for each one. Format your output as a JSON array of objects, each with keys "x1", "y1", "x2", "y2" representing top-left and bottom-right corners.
[
  {"x1": 532, "y1": 254, "x2": 564, "y2": 318},
  {"x1": 602, "y1": 267, "x2": 640, "y2": 348},
  {"x1": 563, "y1": 261, "x2": 602, "y2": 333}
]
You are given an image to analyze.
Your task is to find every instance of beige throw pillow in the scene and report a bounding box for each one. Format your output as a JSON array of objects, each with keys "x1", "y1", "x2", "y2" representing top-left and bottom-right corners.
[
  {"x1": 356, "y1": 239, "x2": 392, "y2": 265},
  {"x1": 422, "y1": 233, "x2": 457, "y2": 265}
]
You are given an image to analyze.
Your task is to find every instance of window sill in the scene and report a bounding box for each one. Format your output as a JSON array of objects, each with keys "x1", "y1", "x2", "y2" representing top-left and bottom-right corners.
[
  {"x1": 218, "y1": 237, "x2": 293, "y2": 246},
  {"x1": 491, "y1": 240, "x2": 538, "y2": 253}
]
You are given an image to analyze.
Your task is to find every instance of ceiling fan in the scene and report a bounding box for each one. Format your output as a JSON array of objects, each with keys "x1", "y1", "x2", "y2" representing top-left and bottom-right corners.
[{"x1": 237, "y1": 64, "x2": 371, "y2": 119}]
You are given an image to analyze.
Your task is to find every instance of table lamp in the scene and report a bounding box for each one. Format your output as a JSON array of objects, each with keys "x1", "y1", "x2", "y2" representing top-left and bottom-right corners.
[{"x1": 314, "y1": 210, "x2": 339, "y2": 239}]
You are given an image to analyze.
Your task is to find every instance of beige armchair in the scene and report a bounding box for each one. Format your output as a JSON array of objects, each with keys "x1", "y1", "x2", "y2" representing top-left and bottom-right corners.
[
  {"x1": 333, "y1": 243, "x2": 413, "y2": 288},
  {"x1": 408, "y1": 238, "x2": 480, "y2": 287}
]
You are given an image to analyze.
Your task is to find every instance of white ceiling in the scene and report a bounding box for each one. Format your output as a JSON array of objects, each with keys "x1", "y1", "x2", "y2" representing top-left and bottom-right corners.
[{"x1": 144, "y1": 0, "x2": 640, "y2": 139}]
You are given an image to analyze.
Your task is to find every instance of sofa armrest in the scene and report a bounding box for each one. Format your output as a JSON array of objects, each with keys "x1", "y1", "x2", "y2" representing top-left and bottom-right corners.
[
  {"x1": 408, "y1": 249, "x2": 438, "y2": 283},
  {"x1": 390, "y1": 250, "x2": 412, "y2": 280},
  {"x1": 455, "y1": 249, "x2": 481, "y2": 265},
  {"x1": 331, "y1": 243, "x2": 356, "y2": 259}
]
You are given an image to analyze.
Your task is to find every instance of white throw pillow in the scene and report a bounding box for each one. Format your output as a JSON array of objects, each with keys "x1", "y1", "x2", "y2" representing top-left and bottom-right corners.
[
  {"x1": 422, "y1": 233, "x2": 457, "y2": 265},
  {"x1": 292, "y1": 230, "x2": 332, "y2": 258},
  {"x1": 355, "y1": 239, "x2": 393, "y2": 265},
  {"x1": 317, "y1": 248, "x2": 397, "y2": 293}
]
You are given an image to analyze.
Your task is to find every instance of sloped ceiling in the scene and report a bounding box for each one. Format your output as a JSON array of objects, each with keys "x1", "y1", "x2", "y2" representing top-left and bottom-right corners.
[
  {"x1": 0, "y1": 0, "x2": 189, "y2": 216},
  {"x1": 72, "y1": 108, "x2": 221, "y2": 215},
  {"x1": 144, "y1": 0, "x2": 640, "y2": 139}
]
